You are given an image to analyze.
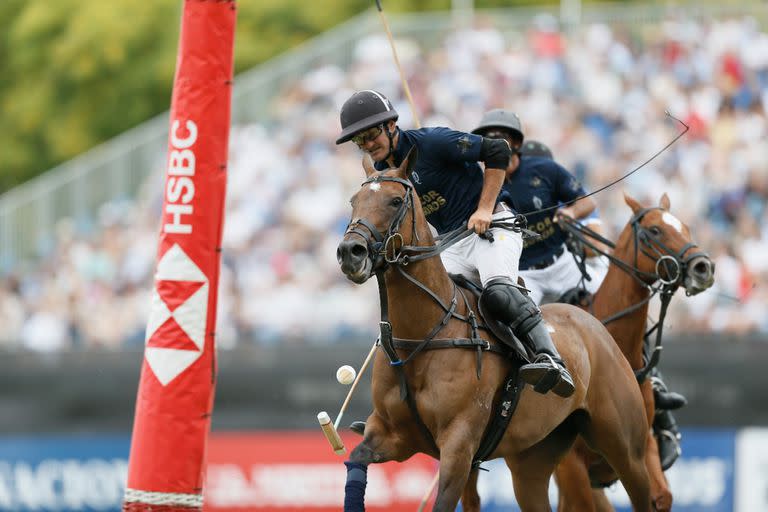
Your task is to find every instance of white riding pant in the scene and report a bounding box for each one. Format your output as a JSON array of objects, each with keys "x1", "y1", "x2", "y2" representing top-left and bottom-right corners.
[
  {"x1": 440, "y1": 211, "x2": 523, "y2": 288},
  {"x1": 520, "y1": 246, "x2": 608, "y2": 305}
]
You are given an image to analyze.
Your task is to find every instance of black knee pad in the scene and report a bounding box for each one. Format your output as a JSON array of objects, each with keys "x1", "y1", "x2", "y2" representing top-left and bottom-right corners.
[{"x1": 480, "y1": 278, "x2": 542, "y2": 334}]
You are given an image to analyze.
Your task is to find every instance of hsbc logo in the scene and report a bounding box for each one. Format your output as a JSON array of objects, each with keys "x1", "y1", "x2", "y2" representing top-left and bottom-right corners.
[{"x1": 144, "y1": 244, "x2": 208, "y2": 385}]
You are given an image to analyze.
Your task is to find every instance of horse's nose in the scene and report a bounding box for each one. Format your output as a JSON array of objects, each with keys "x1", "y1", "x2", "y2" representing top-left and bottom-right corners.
[
  {"x1": 337, "y1": 238, "x2": 368, "y2": 267},
  {"x1": 690, "y1": 256, "x2": 714, "y2": 282}
]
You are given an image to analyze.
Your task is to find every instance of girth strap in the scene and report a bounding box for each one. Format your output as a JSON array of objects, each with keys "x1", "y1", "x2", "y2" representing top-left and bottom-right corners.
[
  {"x1": 472, "y1": 367, "x2": 524, "y2": 468},
  {"x1": 392, "y1": 337, "x2": 504, "y2": 355}
]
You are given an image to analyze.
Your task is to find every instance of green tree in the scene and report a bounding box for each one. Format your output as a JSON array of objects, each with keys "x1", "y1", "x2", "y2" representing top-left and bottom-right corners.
[{"x1": 0, "y1": 0, "x2": 544, "y2": 193}]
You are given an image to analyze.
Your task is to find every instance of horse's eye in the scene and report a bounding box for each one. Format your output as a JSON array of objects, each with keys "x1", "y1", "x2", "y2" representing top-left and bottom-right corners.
[
  {"x1": 649, "y1": 226, "x2": 662, "y2": 236},
  {"x1": 390, "y1": 197, "x2": 403, "y2": 207}
]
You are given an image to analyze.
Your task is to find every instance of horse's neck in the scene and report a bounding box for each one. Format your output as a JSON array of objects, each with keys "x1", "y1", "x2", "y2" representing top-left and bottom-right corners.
[
  {"x1": 592, "y1": 238, "x2": 649, "y2": 368},
  {"x1": 383, "y1": 230, "x2": 458, "y2": 340}
]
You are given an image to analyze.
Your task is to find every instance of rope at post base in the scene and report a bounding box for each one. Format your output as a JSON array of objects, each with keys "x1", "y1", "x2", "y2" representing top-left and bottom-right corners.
[{"x1": 123, "y1": 488, "x2": 203, "y2": 511}]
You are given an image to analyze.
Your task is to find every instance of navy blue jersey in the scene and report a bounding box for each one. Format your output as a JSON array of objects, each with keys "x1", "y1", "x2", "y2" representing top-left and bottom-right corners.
[
  {"x1": 374, "y1": 127, "x2": 488, "y2": 234},
  {"x1": 499, "y1": 156, "x2": 586, "y2": 268}
]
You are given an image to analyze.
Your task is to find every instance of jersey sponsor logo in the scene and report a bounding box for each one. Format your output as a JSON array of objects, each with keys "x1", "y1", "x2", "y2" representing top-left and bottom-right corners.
[
  {"x1": 530, "y1": 176, "x2": 542, "y2": 187},
  {"x1": 523, "y1": 216, "x2": 556, "y2": 249},
  {"x1": 420, "y1": 190, "x2": 446, "y2": 216},
  {"x1": 144, "y1": 243, "x2": 208, "y2": 385},
  {"x1": 457, "y1": 135, "x2": 473, "y2": 154},
  {"x1": 532, "y1": 195, "x2": 543, "y2": 210}
]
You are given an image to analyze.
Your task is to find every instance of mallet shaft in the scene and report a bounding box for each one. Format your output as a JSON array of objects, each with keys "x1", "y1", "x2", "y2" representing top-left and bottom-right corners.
[{"x1": 334, "y1": 341, "x2": 378, "y2": 430}]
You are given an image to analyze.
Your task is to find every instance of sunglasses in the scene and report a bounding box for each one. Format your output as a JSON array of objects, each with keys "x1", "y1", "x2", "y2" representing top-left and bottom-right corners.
[{"x1": 351, "y1": 125, "x2": 384, "y2": 146}]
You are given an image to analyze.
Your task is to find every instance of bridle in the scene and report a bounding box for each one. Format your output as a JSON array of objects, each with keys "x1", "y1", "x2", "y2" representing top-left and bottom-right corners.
[
  {"x1": 344, "y1": 173, "x2": 502, "y2": 274},
  {"x1": 626, "y1": 207, "x2": 709, "y2": 289},
  {"x1": 343, "y1": 174, "x2": 417, "y2": 275},
  {"x1": 559, "y1": 207, "x2": 711, "y2": 382}
]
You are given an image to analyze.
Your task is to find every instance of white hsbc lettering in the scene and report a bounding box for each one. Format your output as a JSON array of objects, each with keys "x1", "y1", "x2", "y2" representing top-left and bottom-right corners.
[{"x1": 164, "y1": 120, "x2": 198, "y2": 234}]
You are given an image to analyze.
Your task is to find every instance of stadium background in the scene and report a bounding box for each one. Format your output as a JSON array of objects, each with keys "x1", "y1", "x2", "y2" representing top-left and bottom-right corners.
[{"x1": 0, "y1": 1, "x2": 766, "y2": 510}]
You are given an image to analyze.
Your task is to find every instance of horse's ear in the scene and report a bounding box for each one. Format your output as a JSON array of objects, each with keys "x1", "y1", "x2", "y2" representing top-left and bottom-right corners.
[
  {"x1": 623, "y1": 191, "x2": 643, "y2": 214},
  {"x1": 362, "y1": 154, "x2": 376, "y2": 178},
  {"x1": 659, "y1": 193, "x2": 671, "y2": 210},
  {"x1": 399, "y1": 145, "x2": 418, "y2": 180}
]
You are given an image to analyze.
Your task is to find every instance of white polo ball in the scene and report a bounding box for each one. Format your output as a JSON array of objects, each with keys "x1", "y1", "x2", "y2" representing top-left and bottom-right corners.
[{"x1": 336, "y1": 365, "x2": 356, "y2": 385}]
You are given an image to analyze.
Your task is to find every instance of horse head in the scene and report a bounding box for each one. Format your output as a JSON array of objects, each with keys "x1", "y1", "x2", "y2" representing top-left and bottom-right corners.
[
  {"x1": 620, "y1": 192, "x2": 715, "y2": 295},
  {"x1": 337, "y1": 147, "x2": 425, "y2": 284}
]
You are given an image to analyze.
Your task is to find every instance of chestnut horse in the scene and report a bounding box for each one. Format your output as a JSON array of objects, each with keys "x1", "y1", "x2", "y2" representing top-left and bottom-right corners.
[
  {"x1": 552, "y1": 193, "x2": 715, "y2": 511},
  {"x1": 336, "y1": 150, "x2": 652, "y2": 511}
]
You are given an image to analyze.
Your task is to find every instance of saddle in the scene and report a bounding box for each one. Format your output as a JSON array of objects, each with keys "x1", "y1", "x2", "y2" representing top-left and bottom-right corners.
[
  {"x1": 447, "y1": 274, "x2": 528, "y2": 468},
  {"x1": 449, "y1": 274, "x2": 533, "y2": 364}
]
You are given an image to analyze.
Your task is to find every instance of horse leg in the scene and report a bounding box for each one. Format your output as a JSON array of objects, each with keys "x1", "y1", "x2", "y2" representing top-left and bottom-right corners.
[
  {"x1": 460, "y1": 468, "x2": 481, "y2": 512},
  {"x1": 640, "y1": 380, "x2": 672, "y2": 512},
  {"x1": 432, "y1": 424, "x2": 477, "y2": 512},
  {"x1": 344, "y1": 413, "x2": 414, "y2": 512},
  {"x1": 645, "y1": 429, "x2": 672, "y2": 512},
  {"x1": 510, "y1": 417, "x2": 581, "y2": 512},
  {"x1": 580, "y1": 404, "x2": 652, "y2": 512},
  {"x1": 591, "y1": 489, "x2": 614, "y2": 512},
  {"x1": 554, "y1": 447, "x2": 598, "y2": 512}
]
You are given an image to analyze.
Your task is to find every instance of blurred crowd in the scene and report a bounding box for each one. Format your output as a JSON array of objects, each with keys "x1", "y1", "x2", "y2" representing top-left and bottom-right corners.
[{"x1": 1, "y1": 12, "x2": 767, "y2": 351}]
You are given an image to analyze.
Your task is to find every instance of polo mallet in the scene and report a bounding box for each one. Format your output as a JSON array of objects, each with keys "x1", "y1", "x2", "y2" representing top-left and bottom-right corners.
[
  {"x1": 417, "y1": 469, "x2": 440, "y2": 511},
  {"x1": 318, "y1": 340, "x2": 378, "y2": 455},
  {"x1": 375, "y1": 0, "x2": 421, "y2": 129},
  {"x1": 374, "y1": 1, "x2": 447, "y2": 498}
]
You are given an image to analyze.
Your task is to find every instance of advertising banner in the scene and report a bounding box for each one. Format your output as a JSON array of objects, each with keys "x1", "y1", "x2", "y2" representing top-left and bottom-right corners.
[
  {"x1": 735, "y1": 427, "x2": 768, "y2": 512},
  {"x1": 0, "y1": 428, "x2": 749, "y2": 511},
  {"x1": 0, "y1": 437, "x2": 129, "y2": 512},
  {"x1": 205, "y1": 432, "x2": 438, "y2": 511}
]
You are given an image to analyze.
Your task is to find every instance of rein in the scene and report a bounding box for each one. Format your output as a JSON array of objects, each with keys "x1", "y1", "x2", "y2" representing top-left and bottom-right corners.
[{"x1": 558, "y1": 209, "x2": 708, "y2": 382}]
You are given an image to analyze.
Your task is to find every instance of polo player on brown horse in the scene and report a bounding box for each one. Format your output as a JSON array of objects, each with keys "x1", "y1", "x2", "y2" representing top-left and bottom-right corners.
[
  {"x1": 336, "y1": 150, "x2": 656, "y2": 510},
  {"x1": 552, "y1": 192, "x2": 714, "y2": 511}
]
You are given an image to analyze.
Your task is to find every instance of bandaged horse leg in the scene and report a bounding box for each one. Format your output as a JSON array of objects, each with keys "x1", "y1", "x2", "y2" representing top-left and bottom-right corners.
[
  {"x1": 344, "y1": 461, "x2": 368, "y2": 512},
  {"x1": 345, "y1": 413, "x2": 415, "y2": 511},
  {"x1": 480, "y1": 277, "x2": 575, "y2": 397}
]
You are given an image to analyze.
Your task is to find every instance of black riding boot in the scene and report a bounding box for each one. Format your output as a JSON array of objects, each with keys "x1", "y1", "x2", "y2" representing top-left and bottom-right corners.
[
  {"x1": 651, "y1": 368, "x2": 687, "y2": 411},
  {"x1": 481, "y1": 277, "x2": 575, "y2": 398},
  {"x1": 650, "y1": 368, "x2": 685, "y2": 470},
  {"x1": 654, "y1": 409, "x2": 682, "y2": 471}
]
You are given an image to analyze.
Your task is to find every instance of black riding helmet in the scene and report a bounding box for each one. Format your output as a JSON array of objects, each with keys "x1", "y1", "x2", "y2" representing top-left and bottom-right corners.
[
  {"x1": 471, "y1": 109, "x2": 524, "y2": 144},
  {"x1": 519, "y1": 140, "x2": 553, "y2": 159},
  {"x1": 336, "y1": 90, "x2": 399, "y2": 145}
]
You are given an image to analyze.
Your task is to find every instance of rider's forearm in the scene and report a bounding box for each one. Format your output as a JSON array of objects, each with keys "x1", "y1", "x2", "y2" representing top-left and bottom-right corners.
[
  {"x1": 477, "y1": 168, "x2": 505, "y2": 213},
  {"x1": 570, "y1": 196, "x2": 596, "y2": 219}
]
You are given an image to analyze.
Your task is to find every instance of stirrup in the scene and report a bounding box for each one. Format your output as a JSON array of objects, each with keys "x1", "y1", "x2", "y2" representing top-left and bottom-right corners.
[
  {"x1": 519, "y1": 354, "x2": 575, "y2": 398},
  {"x1": 656, "y1": 428, "x2": 682, "y2": 471}
]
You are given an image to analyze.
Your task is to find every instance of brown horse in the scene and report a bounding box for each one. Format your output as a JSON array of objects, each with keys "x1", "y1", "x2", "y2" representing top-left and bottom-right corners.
[
  {"x1": 552, "y1": 193, "x2": 715, "y2": 512},
  {"x1": 336, "y1": 150, "x2": 652, "y2": 512}
]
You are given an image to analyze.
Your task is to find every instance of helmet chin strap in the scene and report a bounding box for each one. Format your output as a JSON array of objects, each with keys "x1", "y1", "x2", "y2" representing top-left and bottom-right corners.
[{"x1": 381, "y1": 124, "x2": 396, "y2": 164}]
